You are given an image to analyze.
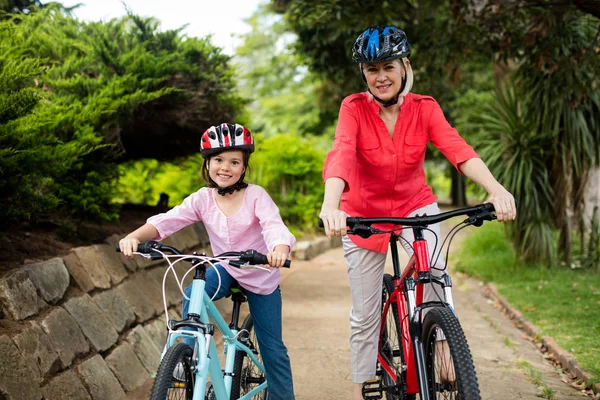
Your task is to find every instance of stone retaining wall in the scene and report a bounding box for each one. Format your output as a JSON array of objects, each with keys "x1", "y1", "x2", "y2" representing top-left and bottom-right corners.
[
  {"x1": 0, "y1": 223, "x2": 342, "y2": 400},
  {"x1": 0, "y1": 223, "x2": 212, "y2": 400}
]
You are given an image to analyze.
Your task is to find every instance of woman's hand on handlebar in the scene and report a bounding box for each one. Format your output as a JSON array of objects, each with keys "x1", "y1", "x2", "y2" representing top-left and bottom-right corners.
[
  {"x1": 267, "y1": 245, "x2": 291, "y2": 268},
  {"x1": 487, "y1": 185, "x2": 517, "y2": 222},
  {"x1": 320, "y1": 207, "x2": 349, "y2": 237},
  {"x1": 119, "y1": 236, "x2": 140, "y2": 258}
]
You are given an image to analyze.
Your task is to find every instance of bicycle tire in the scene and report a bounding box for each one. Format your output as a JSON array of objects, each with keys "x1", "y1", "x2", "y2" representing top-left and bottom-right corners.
[
  {"x1": 150, "y1": 342, "x2": 194, "y2": 400},
  {"x1": 421, "y1": 307, "x2": 481, "y2": 399},
  {"x1": 379, "y1": 274, "x2": 415, "y2": 400},
  {"x1": 230, "y1": 314, "x2": 268, "y2": 400}
]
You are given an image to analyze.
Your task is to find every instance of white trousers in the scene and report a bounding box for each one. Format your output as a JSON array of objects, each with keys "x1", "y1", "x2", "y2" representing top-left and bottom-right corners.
[{"x1": 343, "y1": 202, "x2": 447, "y2": 383}]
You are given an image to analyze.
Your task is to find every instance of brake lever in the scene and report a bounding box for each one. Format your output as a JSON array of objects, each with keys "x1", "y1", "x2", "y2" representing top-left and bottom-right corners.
[
  {"x1": 350, "y1": 224, "x2": 377, "y2": 239},
  {"x1": 465, "y1": 211, "x2": 497, "y2": 227}
]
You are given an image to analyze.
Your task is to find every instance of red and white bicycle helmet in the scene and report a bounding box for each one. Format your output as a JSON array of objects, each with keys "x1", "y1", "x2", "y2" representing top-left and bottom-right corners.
[{"x1": 200, "y1": 123, "x2": 254, "y2": 158}]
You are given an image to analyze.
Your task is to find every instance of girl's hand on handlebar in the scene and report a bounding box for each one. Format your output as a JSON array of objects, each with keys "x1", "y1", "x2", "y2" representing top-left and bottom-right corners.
[
  {"x1": 319, "y1": 207, "x2": 348, "y2": 237},
  {"x1": 487, "y1": 186, "x2": 517, "y2": 222},
  {"x1": 267, "y1": 246, "x2": 290, "y2": 268},
  {"x1": 119, "y1": 236, "x2": 140, "y2": 258}
]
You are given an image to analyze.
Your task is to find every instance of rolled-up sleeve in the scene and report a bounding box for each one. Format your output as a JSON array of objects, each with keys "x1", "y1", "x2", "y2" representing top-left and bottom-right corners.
[
  {"x1": 427, "y1": 101, "x2": 479, "y2": 172},
  {"x1": 322, "y1": 99, "x2": 359, "y2": 191},
  {"x1": 253, "y1": 188, "x2": 296, "y2": 254},
  {"x1": 146, "y1": 190, "x2": 204, "y2": 240}
]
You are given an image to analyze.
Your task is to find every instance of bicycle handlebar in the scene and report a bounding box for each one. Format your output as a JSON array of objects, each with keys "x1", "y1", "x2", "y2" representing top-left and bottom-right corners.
[
  {"x1": 116, "y1": 240, "x2": 291, "y2": 268},
  {"x1": 318, "y1": 202, "x2": 496, "y2": 229}
]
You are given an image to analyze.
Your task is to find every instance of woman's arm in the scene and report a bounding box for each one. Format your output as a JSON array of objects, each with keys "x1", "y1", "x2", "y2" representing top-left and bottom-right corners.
[
  {"x1": 319, "y1": 177, "x2": 349, "y2": 237},
  {"x1": 119, "y1": 223, "x2": 159, "y2": 257},
  {"x1": 458, "y1": 158, "x2": 516, "y2": 221}
]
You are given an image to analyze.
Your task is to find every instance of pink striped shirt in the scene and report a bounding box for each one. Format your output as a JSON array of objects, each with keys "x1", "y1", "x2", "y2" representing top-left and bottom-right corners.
[{"x1": 147, "y1": 184, "x2": 296, "y2": 295}]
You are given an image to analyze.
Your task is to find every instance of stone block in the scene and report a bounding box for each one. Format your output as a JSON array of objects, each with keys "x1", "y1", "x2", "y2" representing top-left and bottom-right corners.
[
  {"x1": 291, "y1": 241, "x2": 313, "y2": 261},
  {"x1": 117, "y1": 274, "x2": 159, "y2": 323},
  {"x1": 331, "y1": 236, "x2": 342, "y2": 248},
  {"x1": 39, "y1": 307, "x2": 90, "y2": 368},
  {"x1": 11, "y1": 321, "x2": 61, "y2": 379},
  {"x1": 175, "y1": 224, "x2": 201, "y2": 250},
  {"x1": 313, "y1": 236, "x2": 331, "y2": 255},
  {"x1": 62, "y1": 251, "x2": 96, "y2": 292},
  {"x1": 92, "y1": 288, "x2": 136, "y2": 333},
  {"x1": 24, "y1": 257, "x2": 70, "y2": 304},
  {"x1": 74, "y1": 245, "x2": 127, "y2": 286},
  {"x1": 105, "y1": 342, "x2": 150, "y2": 392},
  {"x1": 126, "y1": 325, "x2": 161, "y2": 374},
  {"x1": 41, "y1": 369, "x2": 91, "y2": 400},
  {"x1": 0, "y1": 269, "x2": 46, "y2": 320},
  {"x1": 105, "y1": 234, "x2": 138, "y2": 272},
  {"x1": 0, "y1": 335, "x2": 43, "y2": 400},
  {"x1": 77, "y1": 355, "x2": 126, "y2": 400},
  {"x1": 145, "y1": 317, "x2": 168, "y2": 351},
  {"x1": 148, "y1": 265, "x2": 184, "y2": 307},
  {"x1": 63, "y1": 294, "x2": 119, "y2": 352}
]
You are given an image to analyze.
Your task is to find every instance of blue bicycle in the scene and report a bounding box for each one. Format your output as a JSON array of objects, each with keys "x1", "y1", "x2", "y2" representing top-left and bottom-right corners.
[{"x1": 123, "y1": 240, "x2": 290, "y2": 400}]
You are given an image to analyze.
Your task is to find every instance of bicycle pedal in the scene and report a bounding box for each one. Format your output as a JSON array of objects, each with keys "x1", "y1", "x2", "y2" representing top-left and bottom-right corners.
[{"x1": 361, "y1": 379, "x2": 383, "y2": 399}]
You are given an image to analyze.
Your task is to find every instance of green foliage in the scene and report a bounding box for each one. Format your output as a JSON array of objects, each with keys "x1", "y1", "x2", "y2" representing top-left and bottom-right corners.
[
  {"x1": 116, "y1": 156, "x2": 204, "y2": 207},
  {"x1": 454, "y1": 223, "x2": 600, "y2": 380},
  {"x1": 475, "y1": 84, "x2": 555, "y2": 262},
  {"x1": 235, "y1": 4, "x2": 330, "y2": 137},
  {"x1": 249, "y1": 133, "x2": 329, "y2": 233},
  {"x1": 0, "y1": 6, "x2": 243, "y2": 225}
]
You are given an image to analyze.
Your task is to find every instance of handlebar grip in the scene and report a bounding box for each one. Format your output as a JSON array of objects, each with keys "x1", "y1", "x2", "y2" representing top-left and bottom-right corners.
[
  {"x1": 115, "y1": 241, "x2": 159, "y2": 254},
  {"x1": 318, "y1": 217, "x2": 361, "y2": 229},
  {"x1": 239, "y1": 250, "x2": 291, "y2": 268}
]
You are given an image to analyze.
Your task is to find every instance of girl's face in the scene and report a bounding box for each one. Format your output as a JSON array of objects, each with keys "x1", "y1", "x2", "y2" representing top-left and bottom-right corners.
[
  {"x1": 362, "y1": 59, "x2": 407, "y2": 101},
  {"x1": 208, "y1": 150, "x2": 245, "y2": 187}
]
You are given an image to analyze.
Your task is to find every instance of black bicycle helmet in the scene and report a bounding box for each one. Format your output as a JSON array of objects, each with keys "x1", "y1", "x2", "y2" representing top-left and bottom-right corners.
[{"x1": 352, "y1": 25, "x2": 411, "y2": 63}]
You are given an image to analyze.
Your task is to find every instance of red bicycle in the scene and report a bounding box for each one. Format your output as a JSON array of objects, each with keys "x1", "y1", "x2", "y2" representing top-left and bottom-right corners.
[{"x1": 346, "y1": 203, "x2": 496, "y2": 400}]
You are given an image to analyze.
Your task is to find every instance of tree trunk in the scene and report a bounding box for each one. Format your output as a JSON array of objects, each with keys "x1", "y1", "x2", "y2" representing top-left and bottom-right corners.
[
  {"x1": 450, "y1": 168, "x2": 467, "y2": 207},
  {"x1": 585, "y1": 167, "x2": 600, "y2": 227}
]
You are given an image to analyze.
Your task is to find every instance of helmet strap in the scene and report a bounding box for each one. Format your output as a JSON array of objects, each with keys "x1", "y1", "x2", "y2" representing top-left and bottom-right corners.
[{"x1": 210, "y1": 172, "x2": 249, "y2": 196}]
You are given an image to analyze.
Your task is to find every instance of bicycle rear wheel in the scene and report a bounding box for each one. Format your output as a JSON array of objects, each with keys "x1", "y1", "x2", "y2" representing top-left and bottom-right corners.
[
  {"x1": 231, "y1": 314, "x2": 268, "y2": 400},
  {"x1": 379, "y1": 274, "x2": 415, "y2": 400},
  {"x1": 421, "y1": 307, "x2": 480, "y2": 399},
  {"x1": 150, "y1": 342, "x2": 194, "y2": 400}
]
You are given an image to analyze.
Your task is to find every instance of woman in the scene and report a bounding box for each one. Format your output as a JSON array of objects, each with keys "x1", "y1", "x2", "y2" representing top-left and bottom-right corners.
[{"x1": 319, "y1": 25, "x2": 516, "y2": 399}]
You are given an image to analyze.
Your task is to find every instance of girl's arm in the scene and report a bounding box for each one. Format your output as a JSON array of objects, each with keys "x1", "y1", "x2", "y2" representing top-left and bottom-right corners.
[
  {"x1": 254, "y1": 187, "x2": 296, "y2": 265},
  {"x1": 458, "y1": 158, "x2": 516, "y2": 221},
  {"x1": 319, "y1": 177, "x2": 349, "y2": 237},
  {"x1": 119, "y1": 223, "x2": 159, "y2": 257}
]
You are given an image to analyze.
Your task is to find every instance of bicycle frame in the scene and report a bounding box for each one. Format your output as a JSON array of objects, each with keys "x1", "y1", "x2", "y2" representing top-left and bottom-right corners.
[
  {"x1": 378, "y1": 226, "x2": 456, "y2": 400},
  {"x1": 163, "y1": 266, "x2": 267, "y2": 400}
]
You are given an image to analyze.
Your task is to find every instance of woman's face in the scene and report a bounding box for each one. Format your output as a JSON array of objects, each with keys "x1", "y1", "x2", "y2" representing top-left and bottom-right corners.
[
  {"x1": 208, "y1": 150, "x2": 245, "y2": 187},
  {"x1": 362, "y1": 59, "x2": 407, "y2": 101}
]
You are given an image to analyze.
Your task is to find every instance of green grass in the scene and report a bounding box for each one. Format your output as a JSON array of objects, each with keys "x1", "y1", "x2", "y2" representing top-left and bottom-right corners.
[
  {"x1": 453, "y1": 223, "x2": 600, "y2": 381},
  {"x1": 516, "y1": 360, "x2": 556, "y2": 399}
]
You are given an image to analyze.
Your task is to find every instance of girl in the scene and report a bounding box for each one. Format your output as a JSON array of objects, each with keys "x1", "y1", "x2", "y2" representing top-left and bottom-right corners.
[{"x1": 119, "y1": 122, "x2": 295, "y2": 400}]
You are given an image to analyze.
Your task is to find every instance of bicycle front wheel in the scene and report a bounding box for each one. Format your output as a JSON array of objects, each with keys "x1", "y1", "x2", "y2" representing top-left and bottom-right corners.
[
  {"x1": 150, "y1": 343, "x2": 194, "y2": 400},
  {"x1": 421, "y1": 307, "x2": 480, "y2": 399},
  {"x1": 231, "y1": 314, "x2": 268, "y2": 400}
]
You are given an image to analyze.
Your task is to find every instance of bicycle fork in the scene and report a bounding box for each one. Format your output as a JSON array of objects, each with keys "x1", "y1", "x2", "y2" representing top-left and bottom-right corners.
[{"x1": 403, "y1": 235, "x2": 456, "y2": 400}]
